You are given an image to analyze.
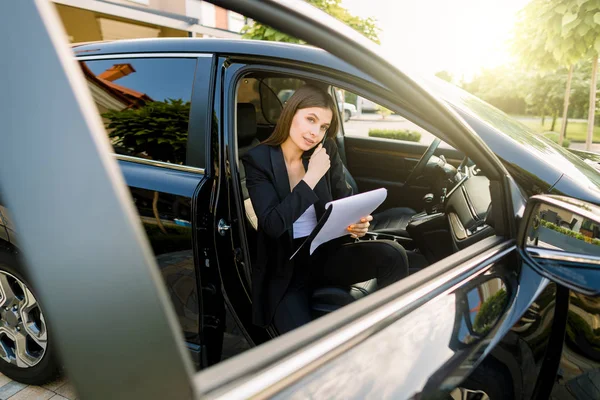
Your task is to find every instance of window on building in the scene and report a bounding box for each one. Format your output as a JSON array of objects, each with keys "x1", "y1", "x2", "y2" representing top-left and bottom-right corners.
[
  {"x1": 200, "y1": 2, "x2": 216, "y2": 27},
  {"x1": 185, "y1": 0, "x2": 202, "y2": 19},
  {"x1": 228, "y1": 11, "x2": 246, "y2": 32},
  {"x1": 80, "y1": 57, "x2": 197, "y2": 165}
]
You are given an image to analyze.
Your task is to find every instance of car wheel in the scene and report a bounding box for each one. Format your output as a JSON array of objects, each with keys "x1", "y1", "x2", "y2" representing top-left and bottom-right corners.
[
  {"x1": 344, "y1": 110, "x2": 351, "y2": 122},
  {"x1": 0, "y1": 250, "x2": 60, "y2": 385}
]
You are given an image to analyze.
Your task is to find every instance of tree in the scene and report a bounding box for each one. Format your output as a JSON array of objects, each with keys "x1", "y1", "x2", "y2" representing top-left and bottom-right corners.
[
  {"x1": 513, "y1": 1, "x2": 573, "y2": 145},
  {"x1": 435, "y1": 70, "x2": 453, "y2": 83},
  {"x1": 460, "y1": 66, "x2": 528, "y2": 115},
  {"x1": 512, "y1": 0, "x2": 600, "y2": 149},
  {"x1": 242, "y1": 0, "x2": 380, "y2": 44}
]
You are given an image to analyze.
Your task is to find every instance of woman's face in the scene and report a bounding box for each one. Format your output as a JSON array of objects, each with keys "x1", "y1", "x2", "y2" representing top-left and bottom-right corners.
[{"x1": 286, "y1": 106, "x2": 333, "y2": 152}]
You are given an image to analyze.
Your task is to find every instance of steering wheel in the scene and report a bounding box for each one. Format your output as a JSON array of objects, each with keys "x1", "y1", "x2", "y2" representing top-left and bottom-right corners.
[{"x1": 404, "y1": 138, "x2": 441, "y2": 186}]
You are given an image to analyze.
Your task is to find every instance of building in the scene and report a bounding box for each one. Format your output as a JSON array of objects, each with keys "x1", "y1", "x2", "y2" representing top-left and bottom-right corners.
[{"x1": 53, "y1": 0, "x2": 244, "y2": 43}]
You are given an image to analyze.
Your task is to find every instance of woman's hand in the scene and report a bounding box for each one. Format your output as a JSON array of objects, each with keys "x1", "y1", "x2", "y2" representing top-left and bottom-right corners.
[
  {"x1": 347, "y1": 215, "x2": 372, "y2": 239},
  {"x1": 303, "y1": 143, "x2": 330, "y2": 189}
]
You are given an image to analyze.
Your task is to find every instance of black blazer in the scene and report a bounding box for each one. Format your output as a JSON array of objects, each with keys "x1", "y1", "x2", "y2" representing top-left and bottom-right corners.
[{"x1": 242, "y1": 138, "x2": 353, "y2": 327}]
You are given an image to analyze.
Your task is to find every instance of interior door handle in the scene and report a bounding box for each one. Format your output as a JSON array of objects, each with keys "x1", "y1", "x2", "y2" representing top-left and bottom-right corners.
[{"x1": 217, "y1": 219, "x2": 230, "y2": 236}]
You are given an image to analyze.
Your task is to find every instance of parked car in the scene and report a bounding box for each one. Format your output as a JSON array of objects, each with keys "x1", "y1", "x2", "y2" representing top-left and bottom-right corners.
[
  {"x1": 3, "y1": 15, "x2": 600, "y2": 399},
  {"x1": 357, "y1": 95, "x2": 379, "y2": 113},
  {"x1": 340, "y1": 101, "x2": 357, "y2": 121}
]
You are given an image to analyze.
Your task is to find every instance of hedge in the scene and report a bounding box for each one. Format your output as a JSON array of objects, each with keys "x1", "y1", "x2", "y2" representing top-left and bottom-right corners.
[
  {"x1": 368, "y1": 129, "x2": 421, "y2": 142},
  {"x1": 540, "y1": 220, "x2": 600, "y2": 246},
  {"x1": 542, "y1": 132, "x2": 571, "y2": 148}
]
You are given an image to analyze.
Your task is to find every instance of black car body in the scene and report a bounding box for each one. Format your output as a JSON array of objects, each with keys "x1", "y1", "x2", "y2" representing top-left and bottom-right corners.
[{"x1": 3, "y1": 10, "x2": 600, "y2": 398}]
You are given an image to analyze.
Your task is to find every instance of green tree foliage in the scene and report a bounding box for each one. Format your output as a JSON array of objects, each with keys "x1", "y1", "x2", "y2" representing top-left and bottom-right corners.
[
  {"x1": 473, "y1": 289, "x2": 508, "y2": 335},
  {"x1": 434, "y1": 70, "x2": 454, "y2": 83},
  {"x1": 242, "y1": 0, "x2": 380, "y2": 44},
  {"x1": 102, "y1": 99, "x2": 190, "y2": 164},
  {"x1": 512, "y1": 0, "x2": 600, "y2": 148},
  {"x1": 460, "y1": 64, "x2": 590, "y2": 131},
  {"x1": 521, "y1": 67, "x2": 589, "y2": 129},
  {"x1": 460, "y1": 66, "x2": 527, "y2": 115}
]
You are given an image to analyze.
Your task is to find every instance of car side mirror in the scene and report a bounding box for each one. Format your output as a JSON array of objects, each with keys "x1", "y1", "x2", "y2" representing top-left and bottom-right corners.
[{"x1": 519, "y1": 195, "x2": 600, "y2": 296}]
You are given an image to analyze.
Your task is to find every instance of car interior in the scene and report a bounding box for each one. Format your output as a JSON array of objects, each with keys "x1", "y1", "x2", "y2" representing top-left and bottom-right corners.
[{"x1": 233, "y1": 71, "x2": 496, "y2": 323}]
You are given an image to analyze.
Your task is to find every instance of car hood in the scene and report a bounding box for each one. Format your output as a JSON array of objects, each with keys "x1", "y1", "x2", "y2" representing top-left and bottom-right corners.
[{"x1": 418, "y1": 77, "x2": 600, "y2": 203}]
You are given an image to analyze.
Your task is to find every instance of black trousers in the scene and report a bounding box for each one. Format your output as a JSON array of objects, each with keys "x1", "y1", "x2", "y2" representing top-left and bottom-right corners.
[{"x1": 273, "y1": 237, "x2": 409, "y2": 334}]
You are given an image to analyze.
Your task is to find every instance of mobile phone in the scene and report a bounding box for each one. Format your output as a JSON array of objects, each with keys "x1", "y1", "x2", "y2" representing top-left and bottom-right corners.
[{"x1": 321, "y1": 131, "x2": 328, "y2": 146}]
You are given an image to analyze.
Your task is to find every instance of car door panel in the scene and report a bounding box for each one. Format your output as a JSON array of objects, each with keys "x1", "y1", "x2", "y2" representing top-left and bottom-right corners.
[
  {"x1": 118, "y1": 160, "x2": 204, "y2": 354},
  {"x1": 272, "y1": 243, "x2": 522, "y2": 399},
  {"x1": 197, "y1": 238, "x2": 549, "y2": 398},
  {"x1": 344, "y1": 136, "x2": 463, "y2": 211}
]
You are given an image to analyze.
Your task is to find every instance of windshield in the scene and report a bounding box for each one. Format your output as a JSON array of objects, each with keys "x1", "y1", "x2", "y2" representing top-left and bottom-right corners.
[{"x1": 418, "y1": 76, "x2": 600, "y2": 191}]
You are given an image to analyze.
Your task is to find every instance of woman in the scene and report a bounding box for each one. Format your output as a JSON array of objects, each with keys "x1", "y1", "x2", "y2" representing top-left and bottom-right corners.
[{"x1": 242, "y1": 85, "x2": 408, "y2": 334}]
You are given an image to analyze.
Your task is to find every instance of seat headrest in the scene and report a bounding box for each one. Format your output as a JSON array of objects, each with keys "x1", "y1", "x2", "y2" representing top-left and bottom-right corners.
[{"x1": 237, "y1": 103, "x2": 257, "y2": 146}]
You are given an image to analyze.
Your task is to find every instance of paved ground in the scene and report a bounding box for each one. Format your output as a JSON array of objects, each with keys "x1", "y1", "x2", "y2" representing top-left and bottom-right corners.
[
  {"x1": 344, "y1": 114, "x2": 437, "y2": 145},
  {"x1": 0, "y1": 374, "x2": 76, "y2": 400},
  {"x1": 565, "y1": 141, "x2": 600, "y2": 153}
]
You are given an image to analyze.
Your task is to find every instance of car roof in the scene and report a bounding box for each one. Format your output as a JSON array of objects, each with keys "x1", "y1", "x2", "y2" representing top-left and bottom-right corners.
[{"x1": 72, "y1": 38, "x2": 372, "y2": 81}]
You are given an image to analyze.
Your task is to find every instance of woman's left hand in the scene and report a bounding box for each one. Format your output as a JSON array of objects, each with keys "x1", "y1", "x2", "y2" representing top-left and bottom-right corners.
[{"x1": 347, "y1": 215, "x2": 373, "y2": 239}]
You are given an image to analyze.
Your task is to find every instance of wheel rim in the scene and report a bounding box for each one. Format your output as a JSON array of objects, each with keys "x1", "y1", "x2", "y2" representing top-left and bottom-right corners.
[{"x1": 0, "y1": 270, "x2": 47, "y2": 367}]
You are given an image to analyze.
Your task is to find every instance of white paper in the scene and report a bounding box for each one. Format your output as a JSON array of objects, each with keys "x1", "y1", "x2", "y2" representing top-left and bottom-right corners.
[{"x1": 309, "y1": 188, "x2": 388, "y2": 254}]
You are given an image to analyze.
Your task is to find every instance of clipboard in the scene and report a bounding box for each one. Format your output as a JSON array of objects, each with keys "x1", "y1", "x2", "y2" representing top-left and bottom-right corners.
[{"x1": 290, "y1": 188, "x2": 387, "y2": 259}]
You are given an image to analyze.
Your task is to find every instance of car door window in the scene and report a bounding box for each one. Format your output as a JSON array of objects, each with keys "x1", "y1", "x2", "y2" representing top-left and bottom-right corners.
[
  {"x1": 79, "y1": 57, "x2": 196, "y2": 165},
  {"x1": 337, "y1": 88, "x2": 439, "y2": 146}
]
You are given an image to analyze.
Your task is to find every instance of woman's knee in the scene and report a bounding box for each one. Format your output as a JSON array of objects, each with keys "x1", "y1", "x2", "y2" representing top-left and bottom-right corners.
[
  {"x1": 273, "y1": 289, "x2": 311, "y2": 334},
  {"x1": 373, "y1": 240, "x2": 409, "y2": 281}
]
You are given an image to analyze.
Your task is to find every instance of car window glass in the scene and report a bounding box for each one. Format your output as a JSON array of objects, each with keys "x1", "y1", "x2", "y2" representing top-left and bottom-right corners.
[
  {"x1": 80, "y1": 58, "x2": 196, "y2": 165},
  {"x1": 337, "y1": 88, "x2": 443, "y2": 147}
]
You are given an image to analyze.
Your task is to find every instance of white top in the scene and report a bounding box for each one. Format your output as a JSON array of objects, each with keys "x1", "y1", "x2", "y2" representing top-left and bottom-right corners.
[{"x1": 293, "y1": 205, "x2": 318, "y2": 238}]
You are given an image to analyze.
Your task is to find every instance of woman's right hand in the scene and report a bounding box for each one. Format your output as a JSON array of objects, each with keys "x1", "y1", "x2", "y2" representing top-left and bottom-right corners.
[{"x1": 303, "y1": 143, "x2": 330, "y2": 189}]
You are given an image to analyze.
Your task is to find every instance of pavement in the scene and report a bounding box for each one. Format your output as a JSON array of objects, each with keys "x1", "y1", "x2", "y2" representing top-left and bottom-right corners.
[
  {"x1": 0, "y1": 374, "x2": 76, "y2": 400},
  {"x1": 565, "y1": 142, "x2": 600, "y2": 153}
]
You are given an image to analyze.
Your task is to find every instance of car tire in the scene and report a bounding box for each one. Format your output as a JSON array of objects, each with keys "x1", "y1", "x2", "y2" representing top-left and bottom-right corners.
[
  {"x1": 0, "y1": 249, "x2": 60, "y2": 385},
  {"x1": 344, "y1": 110, "x2": 351, "y2": 122}
]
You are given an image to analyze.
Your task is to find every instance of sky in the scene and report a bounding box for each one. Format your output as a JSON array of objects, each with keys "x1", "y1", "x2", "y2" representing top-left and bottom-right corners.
[{"x1": 342, "y1": 0, "x2": 530, "y2": 81}]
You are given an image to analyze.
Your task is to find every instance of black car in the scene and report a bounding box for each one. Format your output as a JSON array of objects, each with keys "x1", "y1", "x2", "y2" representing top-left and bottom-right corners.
[{"x1": 3, "y1": 3, "x2": 600, "y2": 398}]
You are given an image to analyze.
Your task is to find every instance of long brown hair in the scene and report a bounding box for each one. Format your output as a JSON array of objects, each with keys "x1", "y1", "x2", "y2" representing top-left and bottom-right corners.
[{"x1": 262, "y1": 85, "x2": 339, "y2": 146}]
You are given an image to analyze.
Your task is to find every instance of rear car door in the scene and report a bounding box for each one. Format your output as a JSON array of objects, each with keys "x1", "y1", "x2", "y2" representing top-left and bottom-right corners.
[{"x1": 77, "y1": 54, "x2": 216, "y2": 368}]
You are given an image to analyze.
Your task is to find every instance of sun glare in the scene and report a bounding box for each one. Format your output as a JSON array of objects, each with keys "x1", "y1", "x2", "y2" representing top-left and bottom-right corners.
[{"x1": 342, "y1": 0, "x2": 529, "y2": 80}]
